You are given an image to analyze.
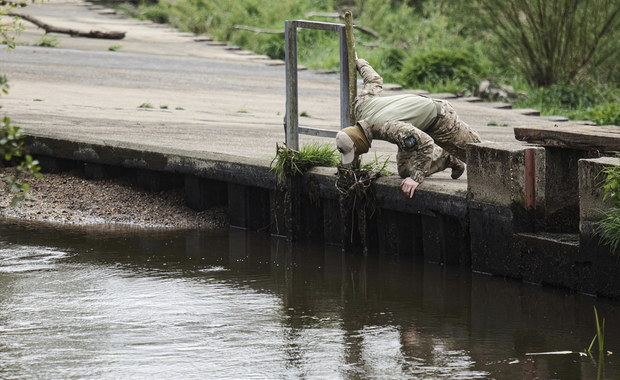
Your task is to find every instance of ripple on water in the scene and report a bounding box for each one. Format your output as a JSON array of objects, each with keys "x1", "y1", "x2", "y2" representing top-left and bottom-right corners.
[{"x1": 0, "y1": 245, "x2": 68, "y2": 273}]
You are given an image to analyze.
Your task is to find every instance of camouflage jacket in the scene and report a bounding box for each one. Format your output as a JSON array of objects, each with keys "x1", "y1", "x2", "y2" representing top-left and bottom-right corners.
[{"x1": 353, "y1": 59, "x2": 438, "y2": 183}]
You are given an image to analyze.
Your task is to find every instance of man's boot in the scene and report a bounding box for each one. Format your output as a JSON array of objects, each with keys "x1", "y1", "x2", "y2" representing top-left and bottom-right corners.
[{"x1": 449, "y1": 155, "x2": 465, "y2": 179}]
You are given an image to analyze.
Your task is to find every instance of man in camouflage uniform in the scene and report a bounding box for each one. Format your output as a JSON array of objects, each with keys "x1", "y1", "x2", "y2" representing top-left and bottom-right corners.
[{"x1": 336, "y1": 58, "x2": 481, "y2": 198}]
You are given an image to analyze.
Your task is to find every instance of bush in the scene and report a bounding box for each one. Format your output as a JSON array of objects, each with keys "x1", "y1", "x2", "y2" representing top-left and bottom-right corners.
[
  {"x1": 476, "y1": 0, "x2": 620, "y2": 87},
  {"x1": 516, "y1": 83, "x2": 598, "y2": 111},
  {"x1": 570, "y1": 103, "x2": 620, "y2": 126},
  {"x1": 399, "y1": 49, "x2": 483, "y2": 92}
]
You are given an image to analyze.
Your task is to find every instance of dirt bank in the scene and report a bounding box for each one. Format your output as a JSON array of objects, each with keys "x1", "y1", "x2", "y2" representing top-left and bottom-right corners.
[{"x1": 0, "y1": 169, "x2": 228, "y2": 230}]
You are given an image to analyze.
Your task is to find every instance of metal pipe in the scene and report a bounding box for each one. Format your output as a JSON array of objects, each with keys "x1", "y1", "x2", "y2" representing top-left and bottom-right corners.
[{"x1": 524, "y1": 148, "x2": 536, "y2": 209}]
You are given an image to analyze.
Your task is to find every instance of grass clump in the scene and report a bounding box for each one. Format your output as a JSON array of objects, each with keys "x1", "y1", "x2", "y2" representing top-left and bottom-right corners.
[
  {"x1": 596, "y1": 158, "x2": 620, "y2": 253},
  {"x1": 108, "y1": 44, "x2": 122, "y2": 51},
  {"x1": 35, "y1": 35, "x2": 58, "y2": 47},
  {"x1": 270, "y1": 143, "x2": 339, "y2": 183},
  {"x1": 360, "y1": 153, "x2": 393, "y2": 176},
  {"x1": 569, "y1": 102, "x2": 620, "y2": 126},
  {"x1": 138, "y1": 102, "x2": 154, "y2": 109}
]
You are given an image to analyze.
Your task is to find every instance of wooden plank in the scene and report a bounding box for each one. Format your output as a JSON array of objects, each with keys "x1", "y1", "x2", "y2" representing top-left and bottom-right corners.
[{"x1": 514, "y1": 125, "x2": 620, "y2": 151}]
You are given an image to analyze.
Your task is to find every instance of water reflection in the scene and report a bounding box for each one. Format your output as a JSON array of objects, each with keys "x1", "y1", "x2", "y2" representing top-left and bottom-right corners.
[{"x1": 0, "y1": 221, "x2": 617, "y2": 379}]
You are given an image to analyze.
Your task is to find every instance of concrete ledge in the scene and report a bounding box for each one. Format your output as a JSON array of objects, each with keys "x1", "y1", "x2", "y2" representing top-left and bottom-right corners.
[
  {"x1": 305, "y1": 167, "x2": 469, "y2": 219},
  {"x1": 467, "y1": 142, "x2": 545, "y2": 210},
  {"x1": 25, "y1": 135, "x2": 276, "y2": 189}
]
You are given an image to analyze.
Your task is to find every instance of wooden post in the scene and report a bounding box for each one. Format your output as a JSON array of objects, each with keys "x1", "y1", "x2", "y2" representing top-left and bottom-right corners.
[
  {"x1": 344, "y1": 11, "x2": 357, "y2": 127},
  {"x1": 284, "y1": 20, "x2": 299, "y2": 150}
]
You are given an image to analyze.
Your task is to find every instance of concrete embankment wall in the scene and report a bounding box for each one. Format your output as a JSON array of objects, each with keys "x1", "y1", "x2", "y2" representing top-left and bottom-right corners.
[{"x1": 24, "y1": 134, "x2": 620, "y2": 299}]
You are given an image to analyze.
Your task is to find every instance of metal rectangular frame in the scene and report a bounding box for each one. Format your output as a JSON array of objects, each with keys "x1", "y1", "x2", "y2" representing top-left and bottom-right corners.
[{"x1": 285, "y1": 20, "x2": 353, "y2": 150}]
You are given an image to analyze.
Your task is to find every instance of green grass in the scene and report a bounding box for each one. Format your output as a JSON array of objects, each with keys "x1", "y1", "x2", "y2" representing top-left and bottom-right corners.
[
  {"x1": 108, "y1": 44, "x2": 123, "y2": 51},
  {"x1": 271, "y1": 143, "x2": 339, "y2": 182},
  {"x1": 35, "y1": 36, "x2": 58, "y2": 47},
  {"x1": 596, "y1": 159, "x2": 620, "y2": 254},
  {"x1": 138, "y1": 102, "x2": 154, "y2": 109},
  {"x1": 585, "y1": 306, "x2": 606, "y2": 356},
  {"x1": 159, "y1": 105, "x2": 168, "y2": 109},
  {"x1": 360, "y1": 153, "x2": 394, "y2": 176}
]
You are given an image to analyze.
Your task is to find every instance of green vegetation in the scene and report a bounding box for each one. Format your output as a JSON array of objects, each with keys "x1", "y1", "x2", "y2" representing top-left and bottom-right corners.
[
  {"x1": 108, "y1": 44, "x2": 123, "y2": 51},
  {"x1": 596, "y1": 159, "x2": 620, "y2": 253},
  {"x1": 116, "y1": 0, "x2": 619, "y2": 125},
  {"x1": 35, "y1": 35, "x2": 58, "y2": 47},
  {"x1": 271, "y1": 143, "x2": 339, "y2": 183},
  {"x1": 487, "y1": 121, "x2": 509, "y2": 127},
  {"x1": 138, "y1": 102, "x2": 154, "y2": 109},
  {"x1": 0, "y1": 117, "x2": 42, "y2": 205},
  {"x1": 1, "y1": 2, "x2": 42, "y2": 204},
  {"x1": 585, "y1": 306, "x2": 606, "y2": 356},
  {"x1": 159, "y1": 104, "x2": 168, "y2": 109},
  {"x1": 360, "y1": 153, "x2": 393, "y2": 176}
]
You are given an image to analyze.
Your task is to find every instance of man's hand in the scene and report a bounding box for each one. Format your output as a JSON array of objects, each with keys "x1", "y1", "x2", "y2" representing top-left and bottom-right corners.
[{"x1": 401, "y1": 177, "x2": 419, "y2": 198}]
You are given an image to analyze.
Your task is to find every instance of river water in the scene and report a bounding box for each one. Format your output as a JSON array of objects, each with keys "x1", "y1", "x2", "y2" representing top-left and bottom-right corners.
[{"x1": 0, "y1": 221, "x2": 618, "y2": 379}]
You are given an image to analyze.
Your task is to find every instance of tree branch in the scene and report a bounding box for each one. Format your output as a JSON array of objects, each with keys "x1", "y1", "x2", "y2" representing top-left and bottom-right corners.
[{"x1": 8, "y1": 12, "x2": 126, "y2": 39}]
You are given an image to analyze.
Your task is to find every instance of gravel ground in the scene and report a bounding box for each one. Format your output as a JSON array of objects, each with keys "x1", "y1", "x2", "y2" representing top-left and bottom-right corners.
[{"x1": 0, "y1": 169, "x2": 229, "y2": 230}]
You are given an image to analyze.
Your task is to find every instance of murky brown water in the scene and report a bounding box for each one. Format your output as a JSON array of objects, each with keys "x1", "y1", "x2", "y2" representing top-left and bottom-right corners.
[{"x1": 0, "y1": 221, "x2": 618, "y2": 379}]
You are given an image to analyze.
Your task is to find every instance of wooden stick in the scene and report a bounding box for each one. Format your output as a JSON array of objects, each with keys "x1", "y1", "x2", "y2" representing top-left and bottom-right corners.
[
  {"x1": 8, "y1": 12, "x2": 126, "y2": 39},
  {"x1": 344, "y1": 11, "x2": 357, "y2": 125},
  {"x1": 304, "y1": 11, "x2": 380, "y2": 38},
  {"x1": 232, "y1": 24, "x2": 283, "y2": 34}
]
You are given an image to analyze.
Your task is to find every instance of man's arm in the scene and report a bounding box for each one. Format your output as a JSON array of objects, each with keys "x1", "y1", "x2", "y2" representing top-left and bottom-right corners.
[
  {"x1": 356, "y1": 58, "x2": 383, "y2": 99},
  {"x1": 374, "y1": 119, "x2": 435, "y2": 197}
]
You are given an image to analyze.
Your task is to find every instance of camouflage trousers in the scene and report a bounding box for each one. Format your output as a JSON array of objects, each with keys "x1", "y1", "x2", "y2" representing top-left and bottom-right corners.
[{"x1": 395, "y1": 100, "x2": 481, "y2": 182}]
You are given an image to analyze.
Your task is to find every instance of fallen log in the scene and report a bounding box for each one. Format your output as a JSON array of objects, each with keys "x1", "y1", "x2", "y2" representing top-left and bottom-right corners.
[{"x1": 8, "y1": 12, "x2": 126, "y2": 39}]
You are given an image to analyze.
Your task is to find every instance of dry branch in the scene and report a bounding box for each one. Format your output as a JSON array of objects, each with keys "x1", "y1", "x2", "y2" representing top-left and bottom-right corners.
[
  {"x1": 234, "y1": 17, "x2": 380, "y2": 39},
  {"x1": 232, "y1": 24, "x2": 282, "y2": 34},
  {"x1": 303, "y1": 11, "x2": 380, "y2": 38},
  {"x1": 8, "y1": 12, "x2": 126, "y2": 39},
  {"x1": 1, "y1": 0, "x2": 28, "y2": 7}
]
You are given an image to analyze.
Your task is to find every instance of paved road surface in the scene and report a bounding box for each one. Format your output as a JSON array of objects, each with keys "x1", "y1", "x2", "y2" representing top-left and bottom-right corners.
[{"x1": 1, "y1": 0, "x2": 568, "y2": 181}]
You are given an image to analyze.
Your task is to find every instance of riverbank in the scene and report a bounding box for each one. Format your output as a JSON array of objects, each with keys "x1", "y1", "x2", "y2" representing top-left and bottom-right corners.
[{"x1": 0, "y1": 169, "x2": 228, "y2": 229}]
